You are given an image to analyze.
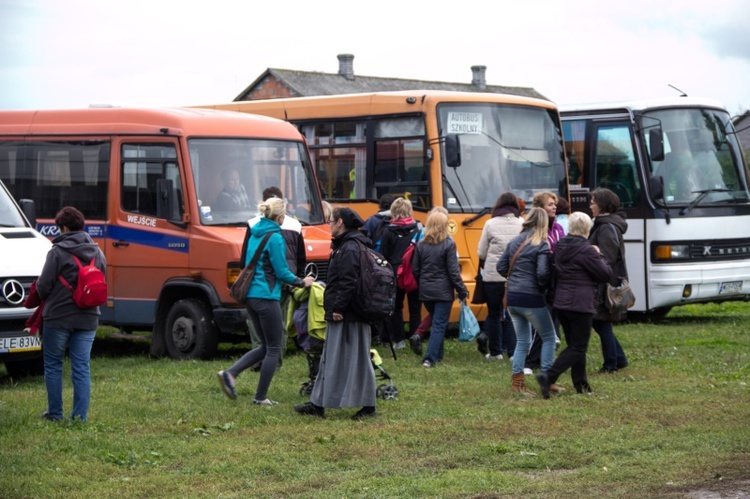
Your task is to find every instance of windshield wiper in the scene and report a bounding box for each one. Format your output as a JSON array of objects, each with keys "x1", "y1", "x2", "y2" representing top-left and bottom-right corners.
[
  {"x1": 679, "y1": 188, "x2": 731, "y2": 216},
  {"x1": 442, "y1": 173, "x2": 466, "y2": 213},
  {"x1": 462, "y1": 207, "x2": 493, "y2": 226}
]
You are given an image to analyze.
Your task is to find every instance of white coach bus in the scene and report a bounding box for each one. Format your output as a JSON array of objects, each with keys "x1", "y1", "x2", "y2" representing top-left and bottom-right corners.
[{"x1": 561, "y1": 97, "x2": 750, "y2": 317}]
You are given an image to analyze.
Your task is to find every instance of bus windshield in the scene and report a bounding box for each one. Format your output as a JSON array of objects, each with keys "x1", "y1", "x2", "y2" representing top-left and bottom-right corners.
[
  {"x1": 188, "y1": 138, "x2": 323, "y2": 226},
  {"x1": 644, "y1": 108, "x2": 750, "y2": 206},
  {"x1": 438, "y1": 103, "x2": 566, "y2": 212}
]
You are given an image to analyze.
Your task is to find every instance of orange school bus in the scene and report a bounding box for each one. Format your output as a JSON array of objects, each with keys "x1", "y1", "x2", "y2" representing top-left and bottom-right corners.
[
  {"x1": 0, "y1": 107, "x2": 331, "y2": 359},
  {"x1": 200, "y1": 91, "x2": 567, "y2": 321}
]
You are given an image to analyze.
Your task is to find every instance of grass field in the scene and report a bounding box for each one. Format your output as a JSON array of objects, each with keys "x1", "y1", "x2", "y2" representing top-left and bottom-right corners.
[{"x1": 1, "y1": 303, "x2": 749, "y2": 498}]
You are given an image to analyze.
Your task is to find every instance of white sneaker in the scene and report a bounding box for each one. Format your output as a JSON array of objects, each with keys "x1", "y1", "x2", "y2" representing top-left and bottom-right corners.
[
  {"x1": 393, "y1": 340, "x2": 406, "y2": 350},
  {"x1": 523, "y1": 368, "x2": 533, "y2": 376},
  {"x1": 485, "y1": 354, "x2": 503, "y2": 361}
]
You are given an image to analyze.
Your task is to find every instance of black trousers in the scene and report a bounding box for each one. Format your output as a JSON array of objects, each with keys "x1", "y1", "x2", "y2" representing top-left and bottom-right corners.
[{"x1": 547, "y1": 309, "x2": 592, "y2": 391}]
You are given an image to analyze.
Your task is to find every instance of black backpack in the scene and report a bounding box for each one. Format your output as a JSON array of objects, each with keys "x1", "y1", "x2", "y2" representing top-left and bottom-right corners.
[
  {"x1": 370, "y1": 218, "x2": 390, "y2": 253},
  {"x1": 351, "y1": 240, "x2": 396, "y2": 323}
]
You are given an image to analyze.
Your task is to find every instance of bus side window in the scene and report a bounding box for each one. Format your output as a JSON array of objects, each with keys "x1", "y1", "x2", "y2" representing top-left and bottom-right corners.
[
  {"x1": 594, "y1": 125, "x2": 641, "y2": 208},
  {"x1": 121, "y1": 143, "x2": 181, "y2": 219},
  {"x1": 4, "y1": 141, "x2": 110, "y2": 220}
]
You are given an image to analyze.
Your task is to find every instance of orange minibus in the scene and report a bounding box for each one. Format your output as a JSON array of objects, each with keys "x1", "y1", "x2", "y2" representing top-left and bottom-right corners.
[{"x1": 0, "y1": 107, "x2": 331, "y2": 359}]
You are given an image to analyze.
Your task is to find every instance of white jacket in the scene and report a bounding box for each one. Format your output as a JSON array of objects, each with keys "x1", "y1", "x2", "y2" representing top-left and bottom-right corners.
[{"x1": 477, "y1": 214, "x2": 524, "y2": 282}]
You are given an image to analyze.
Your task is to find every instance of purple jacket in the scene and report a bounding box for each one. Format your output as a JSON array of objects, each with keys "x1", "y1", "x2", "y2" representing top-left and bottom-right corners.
[
  {"x1": 551, "y1": 235, "x2": 612, "y2": 314},
  {"x1": 548, "y1": 222, "x2": 565, "y2": 252}
]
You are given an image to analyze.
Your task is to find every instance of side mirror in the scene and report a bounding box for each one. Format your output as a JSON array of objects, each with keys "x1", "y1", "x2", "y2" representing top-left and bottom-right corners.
[
  {"x1": 649, "y1": 128, "x2": 665, "y2": 162},
  {"x1": 18, "y1": 199, "x2": 37, "y2": 228},
  {"x1": 650, "y1": 175, "x2": 665, "y2": 201},
  {"x1": 445, "y1": 134, "x2": 461, "y2": 167}
]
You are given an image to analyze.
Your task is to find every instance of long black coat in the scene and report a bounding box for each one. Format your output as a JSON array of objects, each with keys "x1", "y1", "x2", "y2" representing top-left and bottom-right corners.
[
  {"x1": 552, "y1": 235, "x2": 612, "y2": 314},
  {"x1": 323, "y1": 230, "x2": 370, "y2": 322}
]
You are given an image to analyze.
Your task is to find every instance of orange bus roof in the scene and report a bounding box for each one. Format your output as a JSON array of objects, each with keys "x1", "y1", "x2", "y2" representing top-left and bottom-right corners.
[
  {"x1": 0, "y1": 107, "x2": 303, "y2": 139},
  {"x1": 199, "y1": 90, "x2": 558, "y2": 121}
]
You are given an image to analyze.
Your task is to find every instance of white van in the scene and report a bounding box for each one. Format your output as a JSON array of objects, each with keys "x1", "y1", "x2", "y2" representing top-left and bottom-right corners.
[{"x1": 0, "y1": 180, "x2": 51, "y2": 376}]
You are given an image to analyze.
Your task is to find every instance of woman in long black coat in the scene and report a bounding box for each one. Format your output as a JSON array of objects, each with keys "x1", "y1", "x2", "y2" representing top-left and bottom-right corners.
[{"x1": 536, "y1": 212, "x2": 612, "y2": 397}]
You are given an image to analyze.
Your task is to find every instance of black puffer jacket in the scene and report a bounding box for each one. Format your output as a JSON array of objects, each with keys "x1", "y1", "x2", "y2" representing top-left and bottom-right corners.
[
  {"x1": 323, "y1": 230, "x2": 370, "y2": 322},
  {"x1": 412, "y1": 237, "x2": 468, "y2": 303},
  {"x1": 552, "y1": 235, "x2": 612, "y2": 314}
]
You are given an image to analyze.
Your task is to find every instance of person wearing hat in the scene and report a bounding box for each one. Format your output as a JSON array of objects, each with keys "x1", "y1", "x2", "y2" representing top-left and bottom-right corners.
[{"x1": 294, "y1": 207, "x2": 378, "y2": 420}]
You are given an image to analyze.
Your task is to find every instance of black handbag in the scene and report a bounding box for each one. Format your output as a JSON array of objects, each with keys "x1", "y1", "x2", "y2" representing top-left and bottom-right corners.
[
  {"x1": 471, "y1": 271, "x2": 487, "y2": 304},
  {"x1": 230, "y1": 233, "x2": 273, "y2": 303}
]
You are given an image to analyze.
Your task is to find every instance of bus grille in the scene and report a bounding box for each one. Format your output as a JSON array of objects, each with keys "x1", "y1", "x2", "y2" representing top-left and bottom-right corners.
[
  {"x1": 689, "y1": 239, "x2": 750, "y2": 261},
  {"x1": 305, "y1": 260, "x2": 329, "y2": 283}
]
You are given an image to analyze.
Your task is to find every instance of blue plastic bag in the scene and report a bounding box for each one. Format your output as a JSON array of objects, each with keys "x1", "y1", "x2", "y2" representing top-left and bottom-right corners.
[{"x1": 459, "y1": 301, "x2": 481, "y2": 342}]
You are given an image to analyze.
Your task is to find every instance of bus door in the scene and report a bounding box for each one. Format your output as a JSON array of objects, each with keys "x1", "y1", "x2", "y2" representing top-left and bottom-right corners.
[
  {"x1": 105, "y1": 139, "x2": 189, "y2": 325},
  {"x1": 570, "y1": 118, "x2": 648, "y2": 310}
]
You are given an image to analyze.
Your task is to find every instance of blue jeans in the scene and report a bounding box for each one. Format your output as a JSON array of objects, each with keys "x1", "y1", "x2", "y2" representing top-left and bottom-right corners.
[
  {"x1": 592, "y1": 320, "x2": 628, "y2": 371},
  {"x1": 508, "y1": 305, "x2": 556, "y2": 374},
  {"x1": 484, "y1": 281, "x2": 516, "y2": 356},
  {"x1": 422, "y1": 301, "x2": 452, "y2": 365},
  {"x1": 43, "y1": 326, "x2": 96, "y2": 421}
]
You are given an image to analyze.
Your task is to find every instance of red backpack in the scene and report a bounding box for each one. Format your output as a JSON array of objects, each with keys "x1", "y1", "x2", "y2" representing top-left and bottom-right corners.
[
  {"x1": 396, "y1": 229, "x2": 422, "y2": 294},
  {"x1": 58, "y1": 255, "x2": 108, "y2": 308}
]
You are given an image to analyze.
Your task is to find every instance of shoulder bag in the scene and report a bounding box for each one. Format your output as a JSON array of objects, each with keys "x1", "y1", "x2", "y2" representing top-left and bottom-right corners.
[
  {"x1": 605, "y1": 224, "x2": 636, "y2": 314},
  {"x1": 230, "y1": 233, "x2": 273, "y2": 303}
]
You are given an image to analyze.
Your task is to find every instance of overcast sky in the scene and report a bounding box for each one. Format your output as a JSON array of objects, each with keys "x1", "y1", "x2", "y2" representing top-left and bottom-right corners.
[{"x1": 2, "y1": 0, "x2": 750, "y2": 115}]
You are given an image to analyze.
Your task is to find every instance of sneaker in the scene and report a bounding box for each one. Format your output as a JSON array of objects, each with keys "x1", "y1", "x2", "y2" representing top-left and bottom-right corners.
[
  {"x1": 598, "y1": 367, "x2": 618, "y2": 374},
  {"x1": 217, "y1": 370, "x2": 237, "y2": 400},
  {"x1": 352, "y1": 407, "x2": 377, "y2": 420},
  {"x1": 253, "y1": 398, "x2": 278, "y2": 406},
  {"x1": 422, "y1": 360, "x2": 433, "y2": 368},
  {"x1": 294, "y1": 402, "x2": 325, "y2": 418},
  {"x1": 409, "y1": 334, "x2": 423, "y2": 356},
  {"x1": 476, "y1": 333, "x2": 489, "y2": 355},
  {"x1": 393, "y1": 340, "x2": 406, "y2": 350},
  {"x1": 523, "y1": 368, "x2": 533, "y2": 376},
  {"x1": 485, "y1": 354, "x2": 503, "y2": 361}
]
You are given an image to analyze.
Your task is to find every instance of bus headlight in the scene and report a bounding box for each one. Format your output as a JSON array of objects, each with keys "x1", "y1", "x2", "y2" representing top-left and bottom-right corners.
[
  {"x1": 654, "y1": 244, "x2": 690, "y2": 261},
  {"x1": 227, "y1": 266, "x2": 242, "y2": 287}
]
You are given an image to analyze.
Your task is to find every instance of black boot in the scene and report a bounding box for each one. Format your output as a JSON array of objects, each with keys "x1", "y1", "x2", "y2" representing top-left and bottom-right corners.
[
  {"x1": 294, "y1": 402, "x2": 325, "y2": 418},
  {"x1": 352, "y1": 406, "x2": 377, "y2": 420}
]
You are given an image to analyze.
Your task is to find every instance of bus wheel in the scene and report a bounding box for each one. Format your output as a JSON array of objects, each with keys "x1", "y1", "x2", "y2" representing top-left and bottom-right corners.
[
  {"x1": 164, "y1": 299, "x2": 219, "y2": 360},
  {"x1": 4, "y1": 357, "x2": 44, "y2": 377}
]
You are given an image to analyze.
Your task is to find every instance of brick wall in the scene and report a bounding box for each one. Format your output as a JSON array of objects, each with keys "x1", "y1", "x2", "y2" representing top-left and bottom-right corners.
[{"x1": 244, "y1": 74, "x2": 300, "y2": 100}]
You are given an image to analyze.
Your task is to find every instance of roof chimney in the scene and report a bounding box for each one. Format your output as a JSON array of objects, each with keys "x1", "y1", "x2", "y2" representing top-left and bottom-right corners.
[
  {"x1": 337, "y1": 54, "x2": 355, "y2": 81},
  {"x1": 471, "y1": 65, "x2": 487, "y2": 90}
]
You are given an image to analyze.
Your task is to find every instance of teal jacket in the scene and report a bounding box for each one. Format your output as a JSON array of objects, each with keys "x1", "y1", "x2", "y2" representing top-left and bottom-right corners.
[{"x1": 244, "y1": 217, "x2": 301, "y2": 301}]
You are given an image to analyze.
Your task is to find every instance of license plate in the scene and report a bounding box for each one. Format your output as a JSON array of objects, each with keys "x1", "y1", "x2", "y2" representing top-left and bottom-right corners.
[
  {"x1": 719, "y1": 281, "x2": 743, "y2": 295},
  {"x1": 0, "y1": 335, "x2": 42, "y2": 353}
]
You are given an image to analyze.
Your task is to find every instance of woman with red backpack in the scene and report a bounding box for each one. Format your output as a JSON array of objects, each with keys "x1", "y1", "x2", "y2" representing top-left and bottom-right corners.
[
  {"x1": 379, "y1": 197, "x2": 423, "y2": 350},
  {"x1": 36, "y1": 206, "x2": 106, "y2": 422}
]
